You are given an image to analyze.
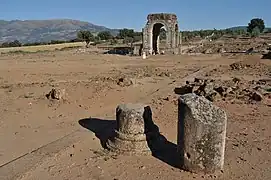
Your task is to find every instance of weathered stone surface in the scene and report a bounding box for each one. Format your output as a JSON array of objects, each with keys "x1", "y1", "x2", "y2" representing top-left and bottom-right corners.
[
  {"x1": 107, "y1": 103, "x2": 158, "y2": 154},
  {"x1": 177, "y1": 93, "x2": 227, "y2": 174}
]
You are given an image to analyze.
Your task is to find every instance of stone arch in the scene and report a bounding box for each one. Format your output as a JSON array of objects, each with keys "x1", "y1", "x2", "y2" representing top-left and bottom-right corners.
[
  {"x1": 142, "y1": 13, "x2": 181, "y2": 55},
  {"x1": 149, "y1": 21, "x2": 169, "y2": 32}
]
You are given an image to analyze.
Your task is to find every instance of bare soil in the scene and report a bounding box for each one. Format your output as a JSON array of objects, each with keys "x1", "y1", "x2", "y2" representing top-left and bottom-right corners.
[{"x1": 0, "y1": 49, "x2": 270, "y2": 180}]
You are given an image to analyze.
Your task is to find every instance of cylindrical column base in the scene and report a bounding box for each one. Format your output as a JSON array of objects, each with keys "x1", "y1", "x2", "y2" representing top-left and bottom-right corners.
[{"x1": 107, "y1": 103, "x2": 159, "y2": 155}]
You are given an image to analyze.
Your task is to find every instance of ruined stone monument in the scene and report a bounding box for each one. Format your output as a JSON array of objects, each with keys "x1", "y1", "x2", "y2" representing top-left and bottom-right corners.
[
  {"x1": 177, "y1": 93, "x2": 227, "y2": 174},
  {"x1": 107, "y1": 103, "x2": 159, "y2": 154},
  {"x1": 142, "y1": 13, "x2": 182, "y2": 55}
]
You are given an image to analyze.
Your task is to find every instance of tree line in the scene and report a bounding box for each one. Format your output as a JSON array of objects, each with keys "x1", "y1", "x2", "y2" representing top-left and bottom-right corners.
[
  {"x1": 0, "y1": 18, "x2": 268, "y2": 48},
  {"x1": 77, "y1": 29, "x2": 143, "y2": 47},
  {"x1": 182, "y1": 18, "x2": 268, "y2": 42},
  {"x1": 0, "y1": 28, "x2": 143, "y2": 48}
]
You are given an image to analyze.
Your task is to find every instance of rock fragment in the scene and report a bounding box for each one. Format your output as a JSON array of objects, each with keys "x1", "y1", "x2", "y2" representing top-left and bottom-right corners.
[{"x1": 46, "y1": 88, "x2": 67, "y2": 100}]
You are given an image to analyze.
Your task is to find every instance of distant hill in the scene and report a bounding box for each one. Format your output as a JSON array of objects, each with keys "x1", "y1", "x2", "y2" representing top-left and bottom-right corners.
[{"x1": 0, "y1": 19, "x2": 120, "y2": 43}]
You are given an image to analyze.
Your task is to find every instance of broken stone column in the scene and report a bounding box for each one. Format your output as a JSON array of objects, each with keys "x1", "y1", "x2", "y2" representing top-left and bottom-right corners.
[
  {"x1": 177, "y1": 93, "x2": 227, "y2": 174},
  {"x1": 107, "y1": 103, "x2": 158, "y2": 154}
]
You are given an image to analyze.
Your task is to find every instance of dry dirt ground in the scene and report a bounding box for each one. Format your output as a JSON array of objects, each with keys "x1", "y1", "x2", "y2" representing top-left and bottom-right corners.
[{"x1": 0, "y1": 49, "x2": 270, "y2": 180}]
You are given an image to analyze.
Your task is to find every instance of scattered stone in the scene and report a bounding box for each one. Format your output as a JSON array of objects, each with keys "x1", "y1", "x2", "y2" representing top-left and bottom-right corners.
[
  {"x1": 117, "y1": 77, "x2": 133, "y2": 87},
  {"x1": 175, "y1": 77, "x2": 268, "y2": 104},
  {"x1": 232, "y1": 77, "x2": 241, "y2": 84},
  {"x1": 46, "y1": 88, "x2": 67, "y2": 100},
  {"x1": 206, "y1": 91, "x2": 220, "y2": 102},
  {"x1": 203, "y1": 83, "x2": 215, "y2": 95},
  {"x1": 203, "y1": 48, "x2": 213, "y2": 54},
  {"x1": 218, "y1": 48, "x2": 226, "y2": 53},
  {"x1": 139, "y1": 165, "x2": 146, "y2": 170},
  {"x1": 230, "y1": 62, "x2": 251, "y2": 70},
  {"x1": 262, "y1": 51, "x2": 271, "y2": 59},
  {"x1": 238, "y1": 157, "x2": 247, "y2": 162},
  {"x1": 232, "y1": 143, "x2": 239, "y2": 147},
  {"x1": 250, "y1": 92, "x2": 263, "y2": 101},
  {"x1": 245, "y1": 47, "x2": 254, "y2": 54},
  {"x1": 178, "y1": 94, "x2": 227, "y2": 174},
  {"x1": 214, "y1": 86, "x2": 227, "y2": 96},
  {"x1": 194, "y1": 78, "x2": 204, "y2": 84}
]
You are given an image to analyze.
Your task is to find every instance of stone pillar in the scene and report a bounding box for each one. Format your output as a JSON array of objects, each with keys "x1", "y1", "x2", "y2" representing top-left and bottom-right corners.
[
  {"x1": 148, "y1": 27, "x2": 153, "y2": 55},
  {"x1": 143, "y1": 27, "x2": 149, "y2": 55},
  {"x1": 179, "y1": 32, "x2": 182, "y2": 54},
  {"x1": 172, "y1": 29, "x2": 176, "y2": 49},
  {"x1": 107, "y1": 103, "x2": 158, "y2": 154},
  {"x1": 157, "y1": 35, "x2": 160, "y2": 54},
  {"x1": 166, "y1": 30, "x2": 171, "y2": 50},
  {"x1": 177, "y1": 93, "x2": 227, "y2": 174}
]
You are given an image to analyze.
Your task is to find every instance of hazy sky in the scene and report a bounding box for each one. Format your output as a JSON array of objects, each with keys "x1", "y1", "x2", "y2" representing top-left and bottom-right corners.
[{"x1": 1, "y1": 0, "x2": 270, "y2": 31}]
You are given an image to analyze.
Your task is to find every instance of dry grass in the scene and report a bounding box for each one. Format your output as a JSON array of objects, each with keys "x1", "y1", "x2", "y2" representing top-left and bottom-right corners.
[{"x1": 0, "y1": 42, "x2": 85, "y2": 53}]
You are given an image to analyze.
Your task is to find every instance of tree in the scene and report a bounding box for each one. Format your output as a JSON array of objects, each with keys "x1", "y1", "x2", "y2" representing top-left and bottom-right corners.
[
  {"x1": 247, "y1": 18, "x2": 265, "y2": 33},
  {"x1": 160, "y1": 28, "x2": 167, "y2": 40},
  {"x1": 97, "y1": 31, "x2": 113, "y2": 40},
  {"x1": 123, "y1": 37, "x2": 133, "y2": 44},
  {"x1": 251, "y1": 27, "x2": 261, "y2": 37},
  {"x1": 77, "y1": 30, "x2": 94, "y2": 47},
  {"x1": 118, "y1": 28, "x2": 135, "y2": 39}
]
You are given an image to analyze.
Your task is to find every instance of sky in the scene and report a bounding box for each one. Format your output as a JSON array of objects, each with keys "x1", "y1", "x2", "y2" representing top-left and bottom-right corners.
[{"x1": 1, "y1": 0, "x2": 270, "y2": 31}]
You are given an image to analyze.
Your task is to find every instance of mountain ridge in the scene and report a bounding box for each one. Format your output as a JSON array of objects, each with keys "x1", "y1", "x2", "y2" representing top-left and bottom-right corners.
[{"x1": 0, "y1": 19, "x2": 120, "y2": 43}]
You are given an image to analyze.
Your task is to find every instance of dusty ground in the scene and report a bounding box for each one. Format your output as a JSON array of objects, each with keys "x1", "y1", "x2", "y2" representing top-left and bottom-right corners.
[{"x1": 0, "y1": 49, "x2": 270, "y2": 180}]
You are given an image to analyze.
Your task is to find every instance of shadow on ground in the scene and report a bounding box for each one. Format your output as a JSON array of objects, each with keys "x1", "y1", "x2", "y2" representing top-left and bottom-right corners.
[
  {"x1": 78, "y1": 118, "x2": 116, "y2": 149},
  {"x1": 262, "y1": 52, "x2": 271, "y2": 59},
  {"x1": 78, "y1": 116, "x2": 179, "y2": 168},
  {"x1": 103, "y1": 47, "x2": 131, "y2": 55}
]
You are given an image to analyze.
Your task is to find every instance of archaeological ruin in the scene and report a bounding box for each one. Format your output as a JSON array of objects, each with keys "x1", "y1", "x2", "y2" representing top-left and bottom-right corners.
[
  {"x1": 107, "y1": 103, "x2": 160, "y2": 154},
  {"x1": 104, "y1": 97, "x2": 227, "y2": 174},
  {"x1": 178, "y1": 94, "x2": 227, "y2": 173},
  {"x1": 142, "y1": 13, "x2": 182, "y2": 55}
]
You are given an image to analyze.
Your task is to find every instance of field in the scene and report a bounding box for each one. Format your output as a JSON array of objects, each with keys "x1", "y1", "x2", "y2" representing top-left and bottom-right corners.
[
  {"x1": 0, "y1": 42, "x2": 85, "y2": 53},
  {"x1": 0, "y1": 46, "x2": 270, "y2": 180}
]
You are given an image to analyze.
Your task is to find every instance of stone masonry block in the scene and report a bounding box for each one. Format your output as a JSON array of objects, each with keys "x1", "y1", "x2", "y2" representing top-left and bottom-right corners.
[{"x1": 177, "y1": 93, "x2": 227, "y2": 174}]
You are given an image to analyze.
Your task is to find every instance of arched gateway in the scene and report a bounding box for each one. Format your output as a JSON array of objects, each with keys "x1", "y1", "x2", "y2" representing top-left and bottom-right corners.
[{"x1": 142, "y1": 13, "x2": 182, "y2": 55}]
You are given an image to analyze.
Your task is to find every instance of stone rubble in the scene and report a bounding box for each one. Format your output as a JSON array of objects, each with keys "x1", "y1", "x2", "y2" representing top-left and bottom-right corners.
[{"x1": 174, "y1": 77, "x2": 271, "y2": 103}]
